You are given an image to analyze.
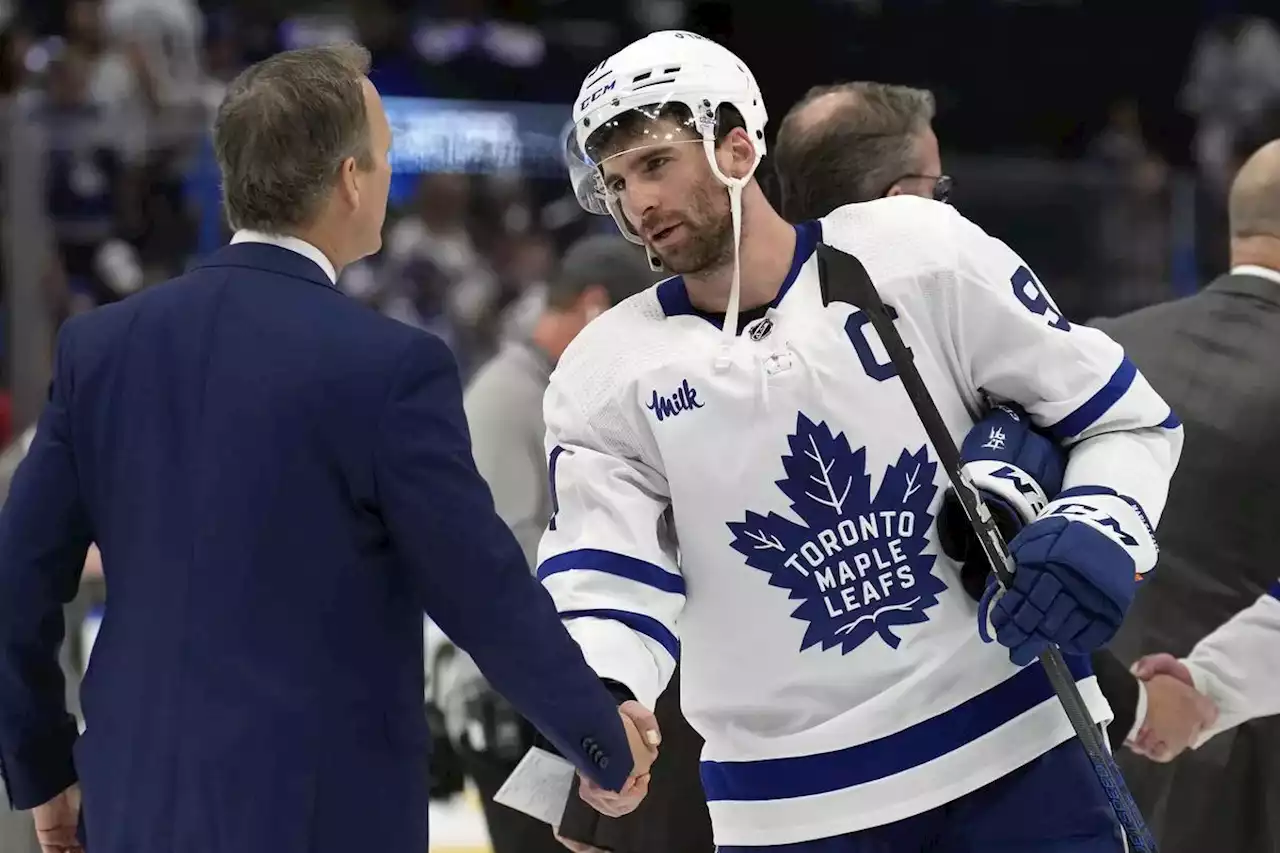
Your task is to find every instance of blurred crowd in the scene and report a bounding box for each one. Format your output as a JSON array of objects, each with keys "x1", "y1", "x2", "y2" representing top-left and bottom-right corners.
[{"x1": 0, "y1": 0, "x2": 1278, "y2": 449}]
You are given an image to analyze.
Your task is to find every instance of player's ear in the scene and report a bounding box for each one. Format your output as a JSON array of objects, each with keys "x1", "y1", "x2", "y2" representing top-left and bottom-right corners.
[{"x1": 718, "y1": 127, "x2": 755, "y2": 180}]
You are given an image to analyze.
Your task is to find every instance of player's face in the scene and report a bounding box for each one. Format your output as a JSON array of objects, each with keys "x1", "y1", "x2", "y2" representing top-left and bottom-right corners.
[{"x1": 600, "y1": 137, "x2": 733, "y2": 275}]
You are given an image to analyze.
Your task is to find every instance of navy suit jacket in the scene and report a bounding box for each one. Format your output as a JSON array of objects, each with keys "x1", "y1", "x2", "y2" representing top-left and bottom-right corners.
[{"x1": 0, "y1": 242, "x2": 633, "y2": 853}]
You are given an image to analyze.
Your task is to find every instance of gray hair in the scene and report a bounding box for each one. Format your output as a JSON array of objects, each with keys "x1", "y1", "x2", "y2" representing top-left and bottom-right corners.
[
  {"x1": 213, "y1": 43, "x2": 374, "y2": 233},
  {"x1": 774, "y1": 82, "x2": 936, "y2": 221}
]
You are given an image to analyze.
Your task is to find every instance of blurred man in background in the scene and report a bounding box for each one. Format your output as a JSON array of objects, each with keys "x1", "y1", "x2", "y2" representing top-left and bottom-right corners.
[
  {"x1": 430, "y1": 232, "x2": 714, "y2": 853},
  {"x1": 772, "y1": 81, "x2": 947, "y2": 219},
  {"x1": 1098, "y1": 137, "x2": 1280, "y2": 853},
  {"x1": 770, "y1": 80, "x2": 1212, "y2": 755}
]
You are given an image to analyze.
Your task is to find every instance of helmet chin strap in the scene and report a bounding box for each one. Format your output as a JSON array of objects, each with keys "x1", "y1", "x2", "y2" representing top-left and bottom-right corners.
[{"x1": 705, "y1": 137, "x2": 759, "y2": 373}]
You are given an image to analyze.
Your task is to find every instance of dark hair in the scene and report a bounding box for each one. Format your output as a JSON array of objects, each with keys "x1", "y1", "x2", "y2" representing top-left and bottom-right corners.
[
  {"x1": 546, "y1": 234, "x2": 658, "y2": 310},
  {"x1": 585, "y1": 101, "x2": 746, "y2": 164},
  {"x1": 213, "y1": 43, "x2": 373, "y2": 232},
  {"x1": 773, "y1": 82, "x2": 935, "y2": 221}
]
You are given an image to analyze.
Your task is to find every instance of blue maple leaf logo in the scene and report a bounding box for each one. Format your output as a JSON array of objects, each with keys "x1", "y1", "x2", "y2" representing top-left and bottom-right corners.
[{"x1": 727, "y1": 413, "x2": 947, "y2": 653}]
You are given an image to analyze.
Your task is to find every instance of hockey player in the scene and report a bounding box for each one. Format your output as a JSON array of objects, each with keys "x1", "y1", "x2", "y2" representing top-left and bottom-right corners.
[
  {"x1": 769, "y1": 79, "x2": 1205, "y2": 755},
  {"x1": 543, "y1": 30, "x2": 1182, "y2": 851}
]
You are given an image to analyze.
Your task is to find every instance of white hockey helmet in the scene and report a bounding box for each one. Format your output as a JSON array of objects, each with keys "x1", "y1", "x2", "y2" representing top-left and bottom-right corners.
[{"x1": 562, "y1": 30, "x2": 768, "y2": 247}]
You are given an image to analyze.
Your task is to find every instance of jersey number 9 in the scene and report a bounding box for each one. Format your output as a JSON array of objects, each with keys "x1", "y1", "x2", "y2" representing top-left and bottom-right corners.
[{"x1": 1011, "y1": 266, "x2": 1070, "y2": 332}]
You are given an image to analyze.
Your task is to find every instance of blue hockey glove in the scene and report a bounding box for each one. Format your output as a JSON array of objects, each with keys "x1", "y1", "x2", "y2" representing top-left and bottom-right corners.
[
  {"x1": 936, "y1": 403, "x2": 1066, "y2": 601},
  {"x1": 980, "y1": 487, "x2": 1157, "y2": 666}
]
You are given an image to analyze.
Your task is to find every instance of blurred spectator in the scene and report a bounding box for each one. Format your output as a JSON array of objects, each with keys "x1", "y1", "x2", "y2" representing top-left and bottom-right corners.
[
  {"x1": 36, "y1": 45, "x2": 140, "y2": 317},
  {"x1": 1182, "y1": 13, "x2": 1280, "y2": 196},
  {"x1": 376, "y1": 172, "x2": 502, "y2": 372},
  {"x1": 0, "y1": 20, "x2": 32, "y2": 94},
  {"x1": 1086, "y1": 99, "x2": 1171, "y2": 318},
  {"x1": 63, "y1": 0, "x2": 151, "y2": 125},
  {"x1": 101, "y1": 0, "x2": 204, "y2": 111}
]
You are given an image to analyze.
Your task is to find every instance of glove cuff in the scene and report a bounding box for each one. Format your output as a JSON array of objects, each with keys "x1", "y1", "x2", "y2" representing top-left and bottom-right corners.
[
  {"x1": 962, "y1": 459, "x2": 1049, "y2": 526},
  {"x1": 1041, "y1": 487, "x2": 1158, "y2": 575}
]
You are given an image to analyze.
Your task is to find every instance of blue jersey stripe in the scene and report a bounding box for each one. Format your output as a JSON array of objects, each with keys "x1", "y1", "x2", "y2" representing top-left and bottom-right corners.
[
  {"x1": 537, "y1": 548, "x2": 686, "y2": 596},
  {"x1": 1158, "y1": 410, "x2": 1181, "y2": 430},
  {"x1": 1268, "y1": 580, "x2": 1280, "y2": 600},
  {"x1": 1047, "y1": 357, "x2": 1137, "y2": 441},
  {"x1": 561, "y1": 608, "x2": 680, "y2": 660},
  {"x1": 698, "y1": 653, "x2": 1093, "y2": 802}
]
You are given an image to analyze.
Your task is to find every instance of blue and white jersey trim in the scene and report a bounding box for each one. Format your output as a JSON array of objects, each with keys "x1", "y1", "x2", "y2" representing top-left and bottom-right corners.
[
  {"x1": 698, "y1": 656, "x2": 1108, "y2": 846},
  {"x1": 537, "y1": 548, "x2": 684, "y2": 700},
  {"x1": 1046, "y1": 356, "x2": 1181, "y2": 443}
]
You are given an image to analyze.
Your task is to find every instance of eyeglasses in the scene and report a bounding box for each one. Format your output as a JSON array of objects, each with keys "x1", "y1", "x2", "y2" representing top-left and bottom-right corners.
[{"x1": 878, "y1": 173, "x2": 953, "y2": 204}]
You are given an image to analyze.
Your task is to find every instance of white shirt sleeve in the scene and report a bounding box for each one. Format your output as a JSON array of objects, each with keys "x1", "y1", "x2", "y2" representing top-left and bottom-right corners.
[
  {"x1": 536, "y1": 369, "x2": 683, "y2": 710},
  {"x1": 941, "y1": 206, "x2": 1184, "y2": 572},
  {"x1": 1183, "y1": 582, "x2": 1280, "y2": 746}
]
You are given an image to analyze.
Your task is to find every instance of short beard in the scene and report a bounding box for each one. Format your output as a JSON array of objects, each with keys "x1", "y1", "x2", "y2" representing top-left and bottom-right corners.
[{"x1": 651, "y1": 184, "x2": 734, "y2": 275}]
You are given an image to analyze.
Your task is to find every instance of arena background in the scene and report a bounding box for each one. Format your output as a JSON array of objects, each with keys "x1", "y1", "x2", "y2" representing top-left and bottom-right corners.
[{"x1": 1, "y1": 0, "x2": 1279, "y2": 850}]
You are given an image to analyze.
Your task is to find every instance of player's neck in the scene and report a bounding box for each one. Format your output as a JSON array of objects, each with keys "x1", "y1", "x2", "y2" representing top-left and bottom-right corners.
[
  {"x1": 684, "y1": 193, "x2": 797, "y2": 314},
  {"x1": 1230, "y1": 235, "x2": 1280, "y2": 276}
]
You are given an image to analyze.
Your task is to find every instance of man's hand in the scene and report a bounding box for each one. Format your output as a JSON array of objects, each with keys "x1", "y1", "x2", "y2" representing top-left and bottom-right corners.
[
  {"x1": 576, "y1": 700, "x2": 661, "y2": 818},
  {"x1": 31, "y1": 783, "x2": 83, "y2": 853},
  {"x1": 1127, "y1": 653, "x2": 1218, "y2": 762},
  {"x1": 1131, "y1": 652, "x2": 1194, "y2": 686}
]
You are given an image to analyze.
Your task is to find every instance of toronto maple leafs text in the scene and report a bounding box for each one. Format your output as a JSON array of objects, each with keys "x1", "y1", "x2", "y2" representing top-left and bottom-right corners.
[{"x1": 782, "y1": 511, "x2": 921, "y2": 619}]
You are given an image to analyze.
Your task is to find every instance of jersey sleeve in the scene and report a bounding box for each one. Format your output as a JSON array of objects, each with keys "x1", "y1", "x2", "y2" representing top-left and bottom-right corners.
[
  {"x1": 535, "y1": 372, "x2": 684, "y2": 710},
  {"x1": 1183, "y1": 581, "x2": 1280, "y2": 745},
  {"x1": 941, "y1": 207, "x2": 1183, "y2": 575}
]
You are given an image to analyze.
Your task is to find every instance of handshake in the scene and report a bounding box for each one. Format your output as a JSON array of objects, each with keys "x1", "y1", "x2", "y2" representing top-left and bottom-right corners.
[
  {"x1": 577, "y1": 701, "x2": 661, "y2": 817},
  {"x1": 553, "y1": 701, "x2": 661, "y2": 853},
  {"x1": 1125, "y1": 653, "x2": 1219, "y2": 763}
]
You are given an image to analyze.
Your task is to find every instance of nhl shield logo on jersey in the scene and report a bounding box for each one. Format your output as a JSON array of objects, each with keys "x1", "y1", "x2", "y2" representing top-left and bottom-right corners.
[{"x1": 727, "y1": 413, "x2": 947, "y2": 654}]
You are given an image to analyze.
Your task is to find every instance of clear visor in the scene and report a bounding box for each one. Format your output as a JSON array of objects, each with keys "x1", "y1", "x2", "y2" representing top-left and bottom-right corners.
[{"x1": 562, "y1": 100, "x2": 703, "y2": 216}]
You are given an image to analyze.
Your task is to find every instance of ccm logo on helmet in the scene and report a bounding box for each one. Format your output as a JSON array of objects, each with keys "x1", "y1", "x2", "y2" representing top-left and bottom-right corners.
[{"x1": 580, "y1": 79, "x2": 617, "y2": 112}]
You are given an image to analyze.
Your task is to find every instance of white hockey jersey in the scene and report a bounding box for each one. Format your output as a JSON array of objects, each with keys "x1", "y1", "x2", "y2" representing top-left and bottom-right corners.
[
  {"x1": 1184, "y1": 579, "x2": 1280, "y2": 746},
  {"x1": 536, "y1": 195, "x2": 1183, "y2": 846}
]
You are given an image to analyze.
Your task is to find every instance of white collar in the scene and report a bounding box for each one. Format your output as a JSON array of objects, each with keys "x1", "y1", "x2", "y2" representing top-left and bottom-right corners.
[
  {"x1": 230, "y1": 230, "x2": 338, "y2": 285},
  {"x1": 1230, "y1": 264, "x2": 1280, "y2": 287}
]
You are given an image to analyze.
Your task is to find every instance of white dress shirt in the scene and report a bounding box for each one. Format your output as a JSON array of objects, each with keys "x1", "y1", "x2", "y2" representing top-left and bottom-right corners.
[
  {"x1": 1229, "y1": 264, "x2": 1280, "y2": 286},
  {"x1": 230, "y1": 229, "x2": 338, "y2": 285},
  {"x1": 1183, "y1": 588, "x2": 1280, "y2": 747}
]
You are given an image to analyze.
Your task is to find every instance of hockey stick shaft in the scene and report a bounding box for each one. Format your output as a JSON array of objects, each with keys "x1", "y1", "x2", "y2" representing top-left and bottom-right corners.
[{"x1": 815, "y1": 243, "x2": 1156, "y2": 852}]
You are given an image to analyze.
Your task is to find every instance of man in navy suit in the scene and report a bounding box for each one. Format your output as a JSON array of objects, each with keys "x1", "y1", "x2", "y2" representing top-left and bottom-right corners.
[{"x1": 0, "y1": 43, "x2": 657, "y2": 853}]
